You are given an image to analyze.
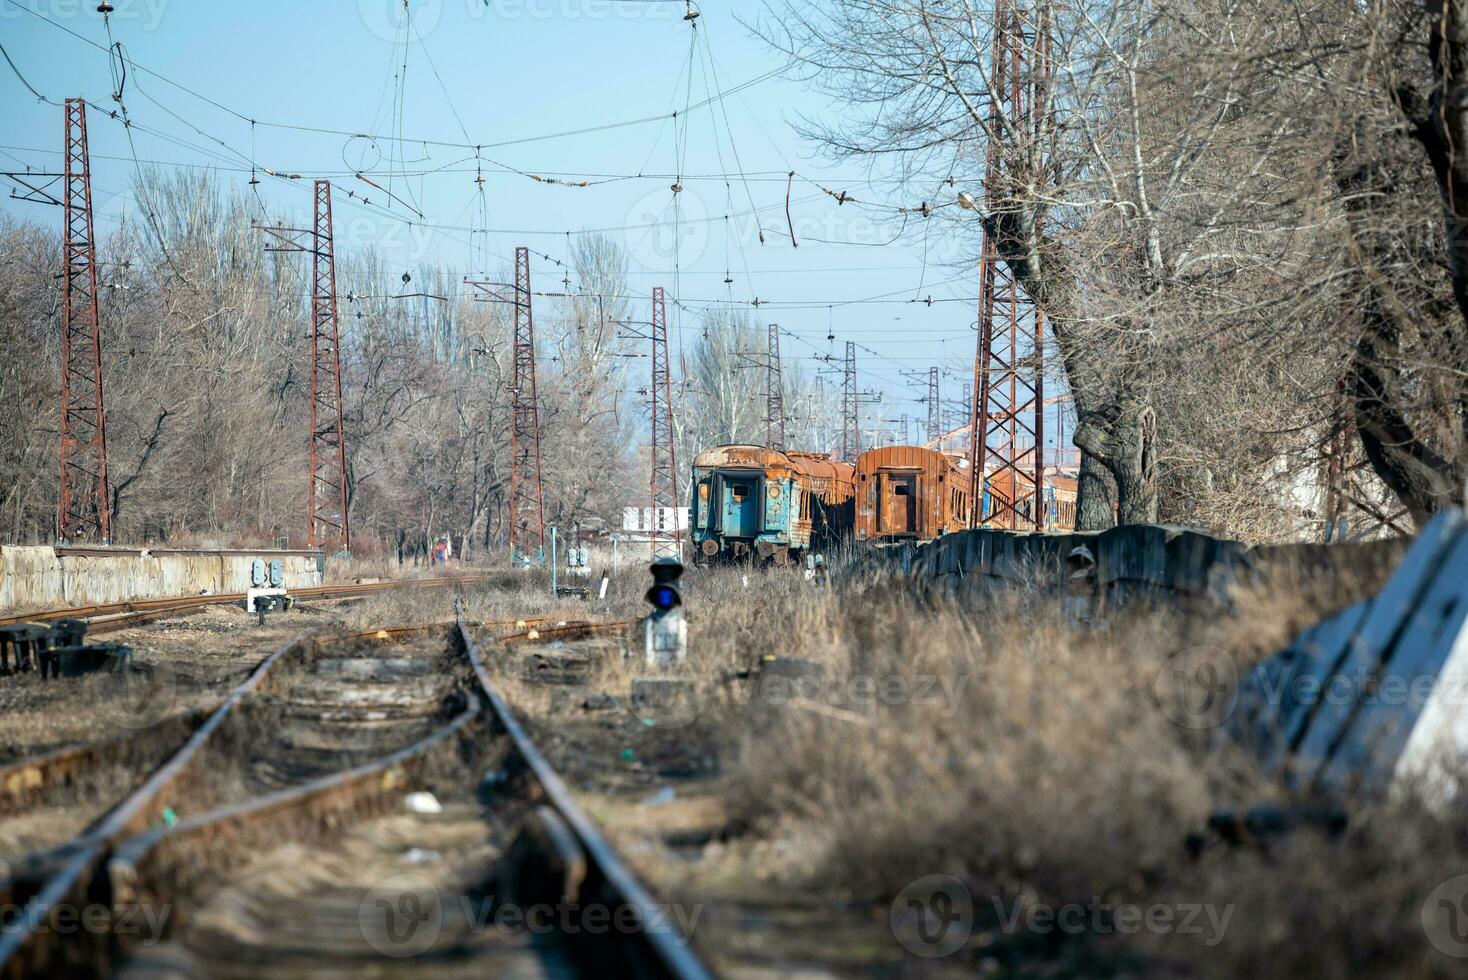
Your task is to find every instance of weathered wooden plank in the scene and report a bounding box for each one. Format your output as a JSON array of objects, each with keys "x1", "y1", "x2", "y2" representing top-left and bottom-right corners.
[
  {"x1": 1317, "y1": 529, "x2": 1468, "y2": 797},
  {"x1": 1286, "y1": 510, "x2": 1464, "y2": 789}
]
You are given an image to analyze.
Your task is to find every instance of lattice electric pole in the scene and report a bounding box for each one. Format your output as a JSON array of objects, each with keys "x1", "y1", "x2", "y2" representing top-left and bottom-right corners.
[
  {"x1": 255, "y1": 182, "x2": 352, "y2": 553},
  {"x1": 509, "y1": 247, "x2": 546, "y2": 562},
  {"x1": 926, "y1": 366, "x2": 941, "y2": 444},
  {"x1": 308, "y1": 181, "x2": 351, "y2": 554},
  {"x1": 766, "y1": 323, "x2": 787, "y2": 451},
  {"x1": 841, "y1": 341, "x2": 858, "y2": 462},
  {"x1": 58, "y1": 99, "x2": 111, "y2": 543},
  {"x1": 649, "y1": 287, "x2": 681, "y2": 559},
  {"x1": 967, "y1": 0, "x2": 1053, "y2": 530}
]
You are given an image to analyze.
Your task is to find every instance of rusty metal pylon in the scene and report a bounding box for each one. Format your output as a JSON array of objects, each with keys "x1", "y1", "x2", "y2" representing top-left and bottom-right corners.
[
  {"x1": 766, "y1": 323, "x2": 787, "y2": 452},
  {"x1": 649, "y1": 287, "x2": 681, "y2": 559},
  {"x1": 308, "y1": 180, "x2": 351, "y2": 554},
  {"x1": 58, "y1": 98, "x2": 111, "y2": 544},
  {"x1": 968, "y1": 0, "x2": 1052, "y2": 530},
  {"x1": 927, "y1": 366, "x2": 941, "y2": 444},
  {"x1": 841, "y1": 341, "x2": 858, "y2": 462},
  {"x1": 509, "y1": 246, "x2": 546, "y2": 563}
]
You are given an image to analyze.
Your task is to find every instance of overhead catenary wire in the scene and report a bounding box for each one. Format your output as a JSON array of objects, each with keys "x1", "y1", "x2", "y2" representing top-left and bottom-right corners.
[{"x1": 0, "y1": 0, "x2": 1022, "y2": 414}]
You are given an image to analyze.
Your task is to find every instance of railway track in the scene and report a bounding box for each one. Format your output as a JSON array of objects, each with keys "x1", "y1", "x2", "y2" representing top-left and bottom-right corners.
[
  {"x1": 0, "y1": 612, "x2": 710, "y2": 979},
  {"x1": 0, "y1": 574, "x2": 489, "y2": 634}
]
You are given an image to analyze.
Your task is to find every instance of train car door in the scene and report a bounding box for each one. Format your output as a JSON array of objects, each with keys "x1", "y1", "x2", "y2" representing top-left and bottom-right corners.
[
  {"x1": 877, "y1": 470, "x2": 919, "y2": 535},
  {"x1": 718, "y1": 472, "x2": 762, "y2": 538}
]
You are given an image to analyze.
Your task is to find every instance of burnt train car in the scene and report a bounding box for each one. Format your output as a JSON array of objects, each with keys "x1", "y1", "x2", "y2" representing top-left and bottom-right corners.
[
  {"x1": 690, "y1": 446, "x2": 855, "y2": 565},
  {"x1": 854, "y1": 446, "x2": 973, "y2": 544}
]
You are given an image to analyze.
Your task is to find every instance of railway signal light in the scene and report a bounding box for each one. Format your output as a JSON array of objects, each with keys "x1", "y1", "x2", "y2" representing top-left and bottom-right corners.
[
  {"x1": 643, "y1": 557, "x2": 686, "y2": 665},
  {"x1": 645, "y1": 556, "x2": 683, "y2": 611}
]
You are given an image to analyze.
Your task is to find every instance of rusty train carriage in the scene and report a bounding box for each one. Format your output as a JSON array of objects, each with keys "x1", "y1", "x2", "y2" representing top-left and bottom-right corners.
[
  {"x1": 982, "y1": 468, "x2": 1078, "y2": 532},
  {"x1": 855, "y1": 446, "x2": 973, "y2": 543},
  {"x1": 690, "y1": 446, "x2": 855, "y2": 564}
]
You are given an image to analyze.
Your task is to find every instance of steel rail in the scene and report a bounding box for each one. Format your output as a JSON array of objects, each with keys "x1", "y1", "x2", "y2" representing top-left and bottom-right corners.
[
  {"x1": 0, "y1": 706, "x2": 212, "y2": 817},
  {"x1": 0, "y1": 574, "x2": 492, "y2": 629},
  {"x1": 105, "y1": 702, "x2": 482, "y2": 938},
  {"x1": 0, "y1": 616, "x2": 549, "y2": 976},
  {"x1": 458, "y1": 617, "x2": 713, "y2": 980},
  {"x1": 0, "y1": 630, "x2": 303, "y2": 977}
]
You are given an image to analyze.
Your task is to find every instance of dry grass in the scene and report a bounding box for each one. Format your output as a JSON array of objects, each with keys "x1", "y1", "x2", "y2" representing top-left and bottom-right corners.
[{"x1": 586, "y1": 560, "x2": 1468, "y2": 978}]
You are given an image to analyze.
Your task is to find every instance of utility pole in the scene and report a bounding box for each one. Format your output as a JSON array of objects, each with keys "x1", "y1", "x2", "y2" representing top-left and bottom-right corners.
[
  {"x1": 841, "y1": 341, "x2": 858, "y2": 462},
  {"x1": 57, "y1": 98, "x2": 111, "y2": 543},
  {"x1": 308, "y1": 181, "x2": 350, "y2": 554},
  {"x1": 649, "y1": 287, "x2": 681, "y2": 559},
  {"x1": 255, "y1": 181, "x2": 352, "y2": 553},
  {"x1": 766, "y1": 323, "x2": 787, "y2": 452},
  {"x1": 509, "y1": 247, "x2": 546, "y2": 562},
  {"x1": 927, "y1": 366, "x2": 941, "y2": 444},
  {"x1": 967, "y1": 0, "x2": 1052, "y2": 530}
]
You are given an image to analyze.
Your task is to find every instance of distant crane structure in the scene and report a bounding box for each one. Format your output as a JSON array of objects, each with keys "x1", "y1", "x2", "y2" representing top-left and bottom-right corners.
[
  {"x1": 58, "y1": 98, "x2": 111, "y2": 543},
  {"x1": 967, "y1": 0, "x2": 1054, "y2": 530}
]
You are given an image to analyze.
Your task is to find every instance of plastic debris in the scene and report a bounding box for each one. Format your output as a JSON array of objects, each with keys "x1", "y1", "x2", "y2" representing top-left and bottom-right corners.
[
  {"x1": 640, "y1": 786, "x2": 677, "y2": 806},
  {"x1": 404, "y1": 791, "x2": 442, "y2": 815}
]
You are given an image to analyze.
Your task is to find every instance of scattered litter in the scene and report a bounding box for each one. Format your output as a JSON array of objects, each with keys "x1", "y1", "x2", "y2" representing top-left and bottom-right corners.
[
  {"x1": 404, "y1": 791, "x2": 442, "y2": 814},
  {"x1": 526, "y1": 628, "x2": 540, "y2": 640},
  {"x1": 640, "y1": 786, "x2": 677, "y2": 806},
  {"x1": 403, "y1": 847, "x2": 441, "y2": 864},
  {"x1": 160, "y1": 807, "x2": 178, "y2": 828},
  {"x1": 621, "y1": 748, "x2": 637, "y2": 762},
  {"x1": 375, "y1": 630, "x2": 390, "y2": 640}
]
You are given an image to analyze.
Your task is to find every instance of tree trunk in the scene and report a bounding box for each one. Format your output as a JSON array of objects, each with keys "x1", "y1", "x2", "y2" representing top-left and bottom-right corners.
[
  {"x1": 996, "y1": 219, "x2": 1156, "y2": 528},
  {"x1": 1075, "y1": 451, "x2": 1115, "y2": 530},
  {"x1": 1337, "y1": 37, "x2": 1468, "y2": 524}
]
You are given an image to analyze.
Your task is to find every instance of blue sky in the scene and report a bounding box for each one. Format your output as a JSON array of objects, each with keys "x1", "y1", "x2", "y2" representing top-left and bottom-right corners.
[{"x1": 0, "y1": 0, "x2": 1069, "y2": 448}]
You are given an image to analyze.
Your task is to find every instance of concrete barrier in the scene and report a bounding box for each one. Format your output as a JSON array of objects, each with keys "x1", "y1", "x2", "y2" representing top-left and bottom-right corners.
[
  {"x1": 0, "y1": 546, "x2": 323, "y2": 615},
  {"x1": 880, "y1": 521, "x2": 1410, "y2": 608}
]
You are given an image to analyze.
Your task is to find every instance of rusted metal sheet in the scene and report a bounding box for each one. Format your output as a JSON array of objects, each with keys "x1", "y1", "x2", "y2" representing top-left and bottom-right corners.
[{"x1": 855, "y1": 447, "x2": 972, "y2": 543}]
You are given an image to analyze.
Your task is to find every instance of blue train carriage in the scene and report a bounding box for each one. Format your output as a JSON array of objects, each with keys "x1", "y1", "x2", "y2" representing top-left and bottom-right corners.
[{"x1": 690, "y1": 446, "x2": 857, "y2": 565}]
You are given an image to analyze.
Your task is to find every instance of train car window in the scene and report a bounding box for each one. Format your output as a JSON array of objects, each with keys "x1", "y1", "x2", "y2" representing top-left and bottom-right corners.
[
  {"x1": 732, "y1": 484, "x2": 750, "y2": 501},
  {"x1": 893, "y1": 485, "x2": 910, "y2": 496}
]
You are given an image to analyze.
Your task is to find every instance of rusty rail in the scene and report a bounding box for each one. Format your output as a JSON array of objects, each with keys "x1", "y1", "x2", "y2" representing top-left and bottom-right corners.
[
  {"x1": 458, "y1": 617, "x2": 711, "y2": 979},
  {"x1": 0, "y1": 574, "x2": 492, "y2": 630},
  {"x1": 0, "y1": 629, "x2": 303, "y2": 977},
  {"x1": 0, "y1": 707, "x2": 212, "y2": 817},
  {"x1": 0, "y1": 614, "x2": 704, "y2": 979},
  {"x1": 498, "y1": 619, "x2": 633, "y2": 646},
  {"x1": 0, "y1": 615, "x2": 555, "y2": 976}
]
